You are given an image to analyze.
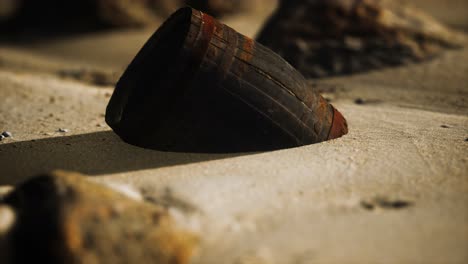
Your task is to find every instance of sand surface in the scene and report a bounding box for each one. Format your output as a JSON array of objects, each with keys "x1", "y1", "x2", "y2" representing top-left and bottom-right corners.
[{"x1": 1, "y1": 1, "x2": 467, "y2": 263}]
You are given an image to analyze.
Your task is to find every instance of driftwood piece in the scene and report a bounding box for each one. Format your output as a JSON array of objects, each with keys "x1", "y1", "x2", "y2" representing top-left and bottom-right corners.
[
  {"x1": 257, "y1": 0, "x2": 467, "y2": 78},
  {"x1": 105, "y1": 8, "x2": 348, "y2": 153},
  {"x1": 0, "y1": 171, "x2": 198, "y2": 264}
]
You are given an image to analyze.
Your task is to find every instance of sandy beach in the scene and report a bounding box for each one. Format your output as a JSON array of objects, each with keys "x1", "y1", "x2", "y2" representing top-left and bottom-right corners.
[{"x1": 1, "y1": 1, "x2": 467, "y2": 263}]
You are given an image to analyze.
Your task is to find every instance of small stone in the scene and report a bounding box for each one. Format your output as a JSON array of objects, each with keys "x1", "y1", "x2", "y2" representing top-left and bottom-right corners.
[
  {"x1": 354, "y1": 98, "x2": 365, "y2": 105},
  {"x1": 440, "y1": 125, "x2": 450, "y2": 128},
  {"x1": 1, "y1": 131, "x2": 12, "y2": 138},
  {"x1": 361, "y1": 196, "x2": 412, "y2": 211},
  {"x1": 58, "y1": 128, "x2": 69, "y2": 133}
]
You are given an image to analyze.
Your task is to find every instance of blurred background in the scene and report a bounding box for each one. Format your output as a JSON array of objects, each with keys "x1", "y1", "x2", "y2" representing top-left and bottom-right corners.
[
  {"x1": 1, "y1": 0, "x2": 466, "y2": 37},
  {"x1": 0, "y1": 0, "x2": 271, "y2": 37},
  {"x1": 0, "y1": 0, "x2": 466, "y2": 85}
]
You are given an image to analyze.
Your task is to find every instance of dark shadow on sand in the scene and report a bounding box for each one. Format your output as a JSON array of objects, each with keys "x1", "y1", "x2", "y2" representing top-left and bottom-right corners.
[{"x1": 0, "y1": 131, "x2": 247, "y2": 185}]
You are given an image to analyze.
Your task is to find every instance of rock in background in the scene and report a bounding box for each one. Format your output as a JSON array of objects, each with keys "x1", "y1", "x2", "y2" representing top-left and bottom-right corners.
[
  {"x1": 0, "y1": 0, "x2": 19, "y2": 22},
  {"x1": 186, "y1": 0, "x2": 264, "y2": 17},
  {"x1": 0, "y1": 171, "x2": 198, "y2": 264},
  {"x1": 97, "y1": 0, "x2": 182, "y2": 27},
  {"x1": 256, "y1": 0, "x2": 467, "y2": 78},
  {"x1": 0, "y1": 0, "x2": 268, "y2": 34},
  {"x1": 99, "y1": 0, "x2": 267, "y2": 24}
]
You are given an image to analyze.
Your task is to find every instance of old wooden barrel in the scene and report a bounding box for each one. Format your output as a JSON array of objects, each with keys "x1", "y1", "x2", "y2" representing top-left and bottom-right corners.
[{"x1": 105, "y1": 7, "x2": 348, "y2": 153}]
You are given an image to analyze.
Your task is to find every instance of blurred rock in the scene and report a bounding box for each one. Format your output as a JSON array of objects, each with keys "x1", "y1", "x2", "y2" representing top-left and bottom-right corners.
[
  {"x1": 97, "y1": 0, "x2": 181, "y2": 27},
  {"x1": 0, "y1": 0, "x2": 102, "y2": 35},
  {"x1": 92, "y1": 0, "x2": 270, "y2": 26},
  {"x1": 257, "y1": 0, "x2": 467, "y2": 78},
  {"x1": 0, "y1": 0, "x2": 266, "y2": 35},
  {"x1": 97, "y1": 0, "x2": 255, "y2": 26},
  {"x1": 0, "y1": 171, "x2": 198, "y2": 264},
  {"x1": 0, "y1": 0, "x2": 20, "y2": 22},
  {"x1": 0, "y1": 186, "x2": 13, "y2": 200},
  {"x1": 187, "y1": 0, "x2": 259, "y2": 17}
]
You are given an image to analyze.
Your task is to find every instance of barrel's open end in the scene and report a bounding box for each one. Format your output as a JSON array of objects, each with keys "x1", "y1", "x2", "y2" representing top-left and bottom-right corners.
[
  {"x1": 328, "y1": 107, "x2": 348, "y2": 140},
  {"x1": 105, "y1": 7, "x2": 194, "y2": 136}
]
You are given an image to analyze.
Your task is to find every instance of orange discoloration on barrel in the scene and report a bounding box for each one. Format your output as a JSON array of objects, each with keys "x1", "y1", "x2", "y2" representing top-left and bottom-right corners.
[
  {"x1": 233, "y1": 37, "x2": 254, "y2": 75},
  {"x1": 213, "y1": 19, "x2": 224, "y2": 38},
  {"x1": 328, "y1": 107, "x2": 348, "y2": 140},
  {"x1": 240, "y1": 37, "x2": 254, "y2": 62},
  {"x1": 195, "y1": 12, "x2": 216, "y2": 61}
]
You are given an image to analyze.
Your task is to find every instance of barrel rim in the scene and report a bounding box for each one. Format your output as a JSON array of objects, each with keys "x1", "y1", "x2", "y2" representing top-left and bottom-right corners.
[
  {"x1": 127, "y1": 7, "x2": 194, "y2": 73},
  {"x1": 105, "y1": 7, "x2": 194, "y2": 131}
]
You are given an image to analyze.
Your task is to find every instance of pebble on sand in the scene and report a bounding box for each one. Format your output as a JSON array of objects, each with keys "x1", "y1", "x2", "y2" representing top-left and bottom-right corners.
[
  {"x1": 1, "y1": 131, "x2": 12, "y2": 138},
  {"x1": 354, "y1": 98, "x2": 365, "y2": 105},
  {"x1": 58, "y1": 128, "x2": 69, "y2": 133}
]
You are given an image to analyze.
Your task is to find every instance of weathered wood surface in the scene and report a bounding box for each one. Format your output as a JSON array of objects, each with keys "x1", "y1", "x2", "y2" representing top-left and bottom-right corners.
[
  {"x1": 106, "y1": 8, "x2": 347, "y2": 153},
  {"x1": 257, "y1": 0, "x2": 467, "y2": 78}
]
